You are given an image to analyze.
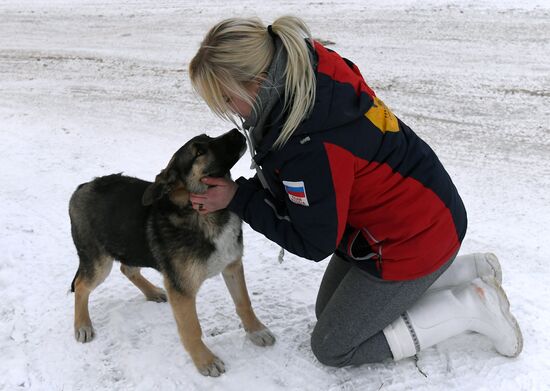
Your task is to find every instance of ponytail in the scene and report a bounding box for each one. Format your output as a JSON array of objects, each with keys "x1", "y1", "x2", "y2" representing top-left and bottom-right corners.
[{"x1": 268, "y1": 16, "x2": 316, "y2": 148}]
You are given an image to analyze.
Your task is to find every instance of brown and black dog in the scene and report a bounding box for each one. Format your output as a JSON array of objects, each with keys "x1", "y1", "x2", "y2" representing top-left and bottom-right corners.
[{"x1": 69, "y1": 129, "x2": 275, "y2": 376}]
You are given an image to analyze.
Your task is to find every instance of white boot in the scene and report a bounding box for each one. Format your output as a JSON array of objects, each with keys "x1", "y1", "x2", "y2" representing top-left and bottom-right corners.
[
  {"x1": 383, "y1": 277, "x2": 523, "y2": 360},
  {"x1": 428, "y1": 253, "x2": 502, "y2": 291}
]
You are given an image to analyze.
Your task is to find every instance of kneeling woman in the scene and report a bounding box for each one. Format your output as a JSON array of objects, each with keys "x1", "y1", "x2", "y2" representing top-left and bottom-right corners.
[{"x1": 188, "y1": 16, "x2": 523, "y2": 366}]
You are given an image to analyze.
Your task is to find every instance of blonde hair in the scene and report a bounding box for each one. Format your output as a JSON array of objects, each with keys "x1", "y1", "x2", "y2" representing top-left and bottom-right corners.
[{"x1": 189, "y1": 16, "x2": 316, "y2": 148}]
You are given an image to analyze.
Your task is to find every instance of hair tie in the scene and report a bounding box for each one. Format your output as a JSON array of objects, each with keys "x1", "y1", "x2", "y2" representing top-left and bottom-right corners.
[{"x1": 267, "y1": 25, "x2": 277, "y2": 40}]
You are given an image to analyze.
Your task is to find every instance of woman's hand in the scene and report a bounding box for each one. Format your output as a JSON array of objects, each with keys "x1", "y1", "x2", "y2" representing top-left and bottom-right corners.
[{"x1": 189, "y1": 177, "x2": 238, "y2": 215}]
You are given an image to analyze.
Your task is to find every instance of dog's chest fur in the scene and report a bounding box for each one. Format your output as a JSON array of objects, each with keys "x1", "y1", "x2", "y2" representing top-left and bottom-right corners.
[{"x1": 204, "y1": 212, "x2": 243, "y2": 278}]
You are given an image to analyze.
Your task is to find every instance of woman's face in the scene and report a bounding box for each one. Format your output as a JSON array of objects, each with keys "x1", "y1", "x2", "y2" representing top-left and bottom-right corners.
[{"x1": 223, "y1": 80, "x2": 262, "y2": 119}]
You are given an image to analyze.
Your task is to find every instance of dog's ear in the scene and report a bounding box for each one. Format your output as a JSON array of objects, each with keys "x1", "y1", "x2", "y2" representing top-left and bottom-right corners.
[{"x1": 142, "y1": 168, "x2": 177, "y2": 206}]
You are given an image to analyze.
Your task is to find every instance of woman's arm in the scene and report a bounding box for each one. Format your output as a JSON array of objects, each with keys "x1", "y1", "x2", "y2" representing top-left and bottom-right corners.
[
  {"x1": 228, "y1": 143, "x2": 355, "y2": 261},
  {"x1": 190, "y1": 142, "x2": 355, "y2": 261}
]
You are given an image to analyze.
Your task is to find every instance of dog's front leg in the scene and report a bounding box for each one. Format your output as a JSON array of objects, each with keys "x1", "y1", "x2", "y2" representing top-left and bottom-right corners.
[
  {"x1": 165, "y1": 281, "x2": 225, "y2": 377},
  {"x1": 222, "y1": 259, "x2": 276, "y2": 346}
]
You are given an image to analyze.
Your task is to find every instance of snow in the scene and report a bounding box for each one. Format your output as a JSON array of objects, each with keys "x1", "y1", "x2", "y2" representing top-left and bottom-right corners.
[{"x1": 1, "y1": 0, "x2": 549, "y2": 390}]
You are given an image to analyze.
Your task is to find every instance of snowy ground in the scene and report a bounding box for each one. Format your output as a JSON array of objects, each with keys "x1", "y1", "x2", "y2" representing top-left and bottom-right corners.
[{"x1": 1, "y1": 0, "x2": 549, "y2": 390}]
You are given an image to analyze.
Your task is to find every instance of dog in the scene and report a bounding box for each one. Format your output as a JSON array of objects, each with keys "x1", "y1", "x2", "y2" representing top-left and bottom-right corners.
[{"x1": 69, "y1": 128, "x2": 275, "y2": 377}]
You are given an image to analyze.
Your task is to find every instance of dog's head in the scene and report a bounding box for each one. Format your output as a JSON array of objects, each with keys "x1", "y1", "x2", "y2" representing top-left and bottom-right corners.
[{"x1": 142, "y1": 128, "x2": 246, "y2": 207}]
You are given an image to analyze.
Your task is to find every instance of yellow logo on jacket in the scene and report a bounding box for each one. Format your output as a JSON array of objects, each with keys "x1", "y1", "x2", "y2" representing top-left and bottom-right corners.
[{"x1": 365, "y1": 97, "x2": 399, "y2": 133}]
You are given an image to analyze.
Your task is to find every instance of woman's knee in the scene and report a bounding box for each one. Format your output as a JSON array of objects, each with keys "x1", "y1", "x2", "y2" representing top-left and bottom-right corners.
[
  {"x1": 310, "y1": 326, "x2": 350, "y2": 367},
  {"x1": 310, "y1": 325, "x2": 392, "y2": 367},
  {"x1": 311, "y1": 321, "x2": 364, "y2": 367}
]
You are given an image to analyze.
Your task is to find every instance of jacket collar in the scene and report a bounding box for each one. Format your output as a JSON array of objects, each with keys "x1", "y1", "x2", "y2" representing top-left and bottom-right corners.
[
  {"x1": 242, "y1": 37, "x2": 287, "y2": 154},
  {"x1": 244, "y1": 40, "x2": 372, "y2": 164}
]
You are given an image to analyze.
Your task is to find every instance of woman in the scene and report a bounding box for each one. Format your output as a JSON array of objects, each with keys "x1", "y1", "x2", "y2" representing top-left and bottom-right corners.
[{"x1": 188, "y1": 16, "x2": 522, "y2": 366}]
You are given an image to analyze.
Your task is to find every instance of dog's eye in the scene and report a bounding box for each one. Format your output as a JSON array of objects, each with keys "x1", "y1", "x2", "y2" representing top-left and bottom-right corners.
[{"x1": 195, "y1": 148, "x2": 205, "y2": 157}]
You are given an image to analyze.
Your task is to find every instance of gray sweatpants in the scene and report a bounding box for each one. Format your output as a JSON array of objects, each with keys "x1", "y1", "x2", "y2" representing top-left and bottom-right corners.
[{"x1": 311, "y1": 253, "x2": 455, "y2": 367}]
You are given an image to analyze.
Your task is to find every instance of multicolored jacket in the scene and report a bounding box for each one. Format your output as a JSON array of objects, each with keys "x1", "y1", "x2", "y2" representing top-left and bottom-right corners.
[{"x1": 228, "y1": 41, "x2": 467, "y2": 280}]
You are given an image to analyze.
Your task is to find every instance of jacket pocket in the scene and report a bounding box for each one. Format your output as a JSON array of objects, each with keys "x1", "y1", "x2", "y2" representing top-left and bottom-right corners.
[
  {"x1": 337, "y1": 225, "x2": 383, "y2": 277},
  {"x1": 339, "y1": 225, "x2": 381, "y2": 261}
]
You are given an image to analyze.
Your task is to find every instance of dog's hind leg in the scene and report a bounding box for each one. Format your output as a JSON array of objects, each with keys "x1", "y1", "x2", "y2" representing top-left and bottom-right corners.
[
  {"x1": 120, "y1": 264, "x2": 167, "y2": 302},
  {"x1": 73, "y1": 255, "x2": 113, "y2": 343},
  {"x1": 222, "y1": 259, "x2": 276, "y2": 347}
]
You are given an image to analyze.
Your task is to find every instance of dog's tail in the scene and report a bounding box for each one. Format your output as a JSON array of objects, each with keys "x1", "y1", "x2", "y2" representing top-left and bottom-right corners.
[{"x1": 70, "y1": 269, "x2": 79, "y2": 293}]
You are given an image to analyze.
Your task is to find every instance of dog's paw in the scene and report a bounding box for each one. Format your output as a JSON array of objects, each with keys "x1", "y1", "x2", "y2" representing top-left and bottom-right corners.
[
  {"x1": 247, "y1": 328, "x2": 276, "y2": 347},
  {"x1": 197, "y1": 357, "x2": 226, "y2": 377},
  {"x1": 146, "y1": 289, "x2": 167, "y2": 303},
  {"x1": 75, "y1": 325, "x2": 95, "y2": 343}
]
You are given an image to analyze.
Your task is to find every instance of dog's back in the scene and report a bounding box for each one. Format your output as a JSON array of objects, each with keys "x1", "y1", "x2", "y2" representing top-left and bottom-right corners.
[{"x1": 69, "y1": 174, "x2": 159, "y2": 276}]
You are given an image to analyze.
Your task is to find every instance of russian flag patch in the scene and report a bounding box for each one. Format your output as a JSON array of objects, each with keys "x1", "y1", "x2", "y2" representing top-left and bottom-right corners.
[{"x1": 283, "y1": 180, "x2": 309, "y2": 206}]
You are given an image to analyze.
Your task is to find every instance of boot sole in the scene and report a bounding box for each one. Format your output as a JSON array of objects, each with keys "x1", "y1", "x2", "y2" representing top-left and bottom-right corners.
[{"x1": 481, "y1": 276, "x2": 523, "y2": 357}]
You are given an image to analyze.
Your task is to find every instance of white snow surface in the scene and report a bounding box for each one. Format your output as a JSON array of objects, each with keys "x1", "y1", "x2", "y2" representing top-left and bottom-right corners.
[{"x1": 1, "y1": 1, "x2": 549, "y2": 390}]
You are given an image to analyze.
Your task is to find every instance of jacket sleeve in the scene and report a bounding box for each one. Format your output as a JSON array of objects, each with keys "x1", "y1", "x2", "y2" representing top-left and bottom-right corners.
[{"x1": 227, "y1": 142, "x2": 355, "y2": 261}]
